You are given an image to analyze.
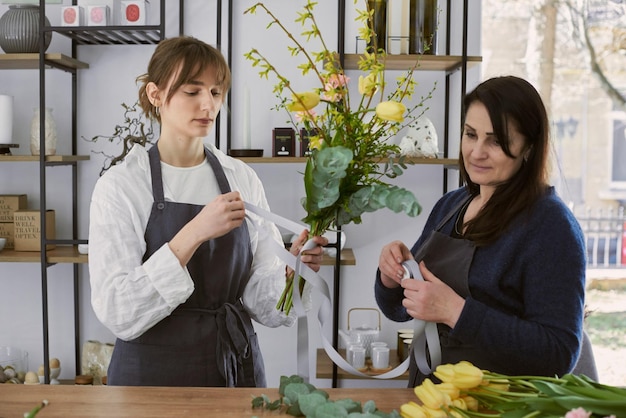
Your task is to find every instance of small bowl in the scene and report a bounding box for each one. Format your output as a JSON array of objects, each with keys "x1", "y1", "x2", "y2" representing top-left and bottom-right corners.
[{"x1": 0, "y1": 237, "x2": 6, "y2": 252}]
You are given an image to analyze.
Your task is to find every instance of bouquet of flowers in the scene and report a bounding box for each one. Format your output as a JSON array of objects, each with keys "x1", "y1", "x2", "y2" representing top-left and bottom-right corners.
[
  {"x1": 245, "y1": 1, "x2": 436, "y2": 313},
  {"x1": 400, "y1": 361, "x2": 625, "y2": 418}
]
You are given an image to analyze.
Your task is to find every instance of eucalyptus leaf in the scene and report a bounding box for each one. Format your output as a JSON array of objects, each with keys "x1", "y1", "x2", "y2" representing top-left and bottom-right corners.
[
  {"x1": 299, "y1": 392, "x2": 329, "y2": 416},
  {"x1": 313, "y1": 402, "x2": 350, "y2": 418},
  {"x1": 284, "y1": 382, "x2": 312, "y2": 405}
]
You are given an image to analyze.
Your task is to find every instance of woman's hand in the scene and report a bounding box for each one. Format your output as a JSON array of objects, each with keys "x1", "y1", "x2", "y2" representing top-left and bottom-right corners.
[
  {"x1": 378, "y1": 240, "x2": 413, "y2": 289},
  {"x1": 169, "y1": 191, "x2": 245, "y2": 266},
  {"x1": 289, "y1": 230, "x2": 328, "y2": 273},
  {"x1": 401, "y1": 261, "x2": 465, "y2": 328}
]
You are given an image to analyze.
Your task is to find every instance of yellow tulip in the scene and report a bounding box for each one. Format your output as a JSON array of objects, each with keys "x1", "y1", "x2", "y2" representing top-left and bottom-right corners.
[
  {"x1": 420, "y1": 405, "x2": 449, "y2": 418},
  {"x1": 434, "y1": 382, "x2": 460, "y2": 400},
  {"x1": 375, "y1": 101, "x2": 406, "y2": 122},
  {"x1": 400, "y1": 401, "x2": 428, "y2": 418},
  {"x1": 413, "y1": 378, "x2": 452, "y2": 410},
  {"x1": 449, "y1": 361, "x2": 484, "y2": 389},
  {"x1": 286, "y1": 91, "x2": 320, "y2": 112},
  {"x1": 358, "y1": 73, "x2": 378, "y2": 97},
  {"x1": 461, "y1": 395, "x2": 479, "y2": 412},
  {"x1": 433, "y1": 364, "x2": 455, "y2": 384}
]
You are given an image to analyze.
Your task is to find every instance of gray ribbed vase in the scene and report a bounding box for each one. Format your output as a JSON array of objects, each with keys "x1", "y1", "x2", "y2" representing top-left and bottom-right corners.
[{"x1": 0, "y1": 5, "x2": 52, "y2": 53}]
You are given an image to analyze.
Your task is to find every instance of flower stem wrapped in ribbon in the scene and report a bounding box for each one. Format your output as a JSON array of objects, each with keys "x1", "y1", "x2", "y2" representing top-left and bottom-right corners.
[
  {"x1": 400, "y1": 361, "x2": 626, "y2": 418},
  {"x1": 245, "y1": 1, "x2": 436, "y2": 314}
]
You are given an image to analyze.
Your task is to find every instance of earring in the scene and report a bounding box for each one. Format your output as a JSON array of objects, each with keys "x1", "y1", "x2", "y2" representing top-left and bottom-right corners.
[{"x1": 155, "y1": 106, "x2": 160, "y2": 117}]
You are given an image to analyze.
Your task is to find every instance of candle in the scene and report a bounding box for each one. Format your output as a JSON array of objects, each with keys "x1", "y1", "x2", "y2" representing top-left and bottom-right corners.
[
  {"x1": 242, "y1": 86, "x2": 251, "y2": 149},
  {"x1": 0, "y1": 95, "x2": 13, "y2": 144}
]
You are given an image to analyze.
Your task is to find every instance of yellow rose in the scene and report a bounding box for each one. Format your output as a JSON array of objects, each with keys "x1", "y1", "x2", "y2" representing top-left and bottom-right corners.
[
  {"x1": 375, "y1": 101, "x2": 406, "y2": 122},
  {"x1": 286, "y1": 91, "x2": 320, "y2": 112},
  {"x1": 358, "y1": 73, "x2": 378, "y2": 97}
]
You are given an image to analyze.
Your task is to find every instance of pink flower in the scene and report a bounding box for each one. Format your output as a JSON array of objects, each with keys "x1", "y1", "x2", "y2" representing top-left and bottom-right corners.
[
  {"x1": 564, "y1": 408, "x2": 591, "y2": 418},
  {"x1": 322, "y1": 74, "x2": 350, "y2": 102},
  {"x1": 295, "y1": 109, "x2": 317, "y2": 123}
]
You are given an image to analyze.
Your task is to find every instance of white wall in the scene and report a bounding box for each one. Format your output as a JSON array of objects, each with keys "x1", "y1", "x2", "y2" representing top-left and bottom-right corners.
[{"x1": 0, "y1": 0, "x2": 481, "y2": 388}]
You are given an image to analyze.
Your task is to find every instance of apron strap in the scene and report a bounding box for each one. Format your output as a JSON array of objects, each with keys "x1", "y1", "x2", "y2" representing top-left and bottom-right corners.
[
  {"x1": 177, "y1": 301, "x2": 250, "y2": 387},
  {"x1": 434, "y1": 192, "x2": 474, "y2": 232}
]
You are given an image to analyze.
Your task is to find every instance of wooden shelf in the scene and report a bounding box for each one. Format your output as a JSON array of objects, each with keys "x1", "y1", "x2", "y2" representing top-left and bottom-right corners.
[
  {"x1": 0, "y1": 246, "x2": 87, "y2": 264},
  {"x1": 234, "y1": 156, "x2": 458, "y2": 166},
  {"x1": 0, "y1": 154, "x2": 90, "y2": 163},
  {"x1": 321, "y1": 249, "x2": 355, "y2": 266},
  {"x1": 316, "y1": 348, "x2": 408, "y2": 380},
  {"x1": 0, "y1": 53, "x2": 89, "y2": 70},
  {"x1": 343, "y1": 54, "x2": 482, "y2": 72}
]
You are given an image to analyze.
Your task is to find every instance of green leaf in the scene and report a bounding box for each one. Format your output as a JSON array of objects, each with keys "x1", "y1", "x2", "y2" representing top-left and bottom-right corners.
[
  {"x1": 314, "y1": 402, "x2": 350, "y2": 418},
  {"x1": 284, "y1": 382, "x2": 312, "y2": 405},
  {"x1": 334, "y1": 398, "x2": 362, "y2": 413},
  {"x1": 299, "y1": 392, "x2": 329, "y2": 416}
]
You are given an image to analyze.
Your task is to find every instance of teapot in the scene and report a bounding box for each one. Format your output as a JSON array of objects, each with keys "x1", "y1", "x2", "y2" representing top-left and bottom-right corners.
[{"x1": 339, "y1": 308, "x2": 381, "y2": 357}]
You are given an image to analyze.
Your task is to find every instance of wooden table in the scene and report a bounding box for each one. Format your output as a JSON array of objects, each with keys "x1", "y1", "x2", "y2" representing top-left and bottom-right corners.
[{"x1": 0, "y1": 385, "x2": 415, "y2": 417}]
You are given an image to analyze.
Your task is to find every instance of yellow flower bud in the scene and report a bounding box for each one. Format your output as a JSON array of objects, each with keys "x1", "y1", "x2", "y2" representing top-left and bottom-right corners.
[
  {"x1": 450, "y1": 361, "x2": 484, "y2": 389},
  {"x1": 375, "y1": 101, "x2": 406, "y2": 122},
  {"x1": 420, "y1": 405, "x2": 449, "y2": 418},
  {"x1": 461, "y1": 395, "x2": 479, "y2": 412},
  {"x1": 435, "y1": 382, "x2": 460, "y2": 400},
  {"x1": 413, "y1": 378, "x2": 452, "y2": 410},
  {"x1": 287, "y1": 91, "x2": 320, "y2": 112},
  {"x1": 358, "y1": 73, "x2": 378, "y2": 97},
  {"x1": 433, "y1": 364, "x2": 455, "y2": 384},
  {"x1": 400, "y1": 401, "x2": 428, "y2": 418}
]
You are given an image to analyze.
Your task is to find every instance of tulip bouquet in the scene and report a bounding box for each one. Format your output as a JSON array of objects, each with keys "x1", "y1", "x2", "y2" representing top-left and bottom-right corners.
[
  {"x1": 400, "y1": 361, "x2": 625, "y2": 418},
  {"x1": 245, "y1": 1, "x2": 434, "y2": 314}
]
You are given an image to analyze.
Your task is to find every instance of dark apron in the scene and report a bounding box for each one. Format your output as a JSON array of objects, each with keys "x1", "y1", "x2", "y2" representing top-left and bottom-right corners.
[
  {"x1": 107, "y1": 144, "x2": 266, "y2": 387},
  {"x1": 408, "y1": 194, "x2": 481, "y2": 386}
]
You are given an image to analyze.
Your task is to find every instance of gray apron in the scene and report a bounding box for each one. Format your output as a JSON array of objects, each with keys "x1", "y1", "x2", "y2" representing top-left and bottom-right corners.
[
  {"x1": 408, "y1": 193, "x2": 480, "y2": 386},
  {"x1": 107, "y1": 144, "x2": 266, "y2": 387}
]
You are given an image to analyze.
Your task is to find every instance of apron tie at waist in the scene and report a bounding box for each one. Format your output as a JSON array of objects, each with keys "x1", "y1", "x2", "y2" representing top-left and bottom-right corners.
[{"x1": 178, "y1": 301, "x2": 249, "y2": 387}]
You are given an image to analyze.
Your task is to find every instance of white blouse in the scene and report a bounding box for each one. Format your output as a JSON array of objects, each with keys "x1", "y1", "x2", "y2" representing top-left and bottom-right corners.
[{"x1": 88, "y1": 143, "x2": 296, "y2": 341}]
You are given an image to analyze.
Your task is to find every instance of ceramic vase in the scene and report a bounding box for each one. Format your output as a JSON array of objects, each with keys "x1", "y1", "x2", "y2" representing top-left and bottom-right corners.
[
  {"x1": 0, "y1": 95, "x2": 13, "y2": 144},
  {"x1": 30, "y1": 107, "x2": 57, "y2": 156},
  {"x1": 0, "y1": 5, "x2": 52, "y2": 54}
]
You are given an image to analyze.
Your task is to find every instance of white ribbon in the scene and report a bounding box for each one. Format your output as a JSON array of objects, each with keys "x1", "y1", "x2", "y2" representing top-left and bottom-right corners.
[
  {"x1": 244, "y1": 202, "x2": 436, "y2": 380},
  {"x1": 401, "y1": 260, "x2": 442, "y2": 375}
]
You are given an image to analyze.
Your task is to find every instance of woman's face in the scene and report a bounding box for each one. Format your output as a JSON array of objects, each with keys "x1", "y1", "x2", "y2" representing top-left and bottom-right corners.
[
  {"x1": 462, "y1": 101, "x2": 527, "y2": 190},
  {"x1": 158, "y1": 66, "x2": 224, "y2": 140}
]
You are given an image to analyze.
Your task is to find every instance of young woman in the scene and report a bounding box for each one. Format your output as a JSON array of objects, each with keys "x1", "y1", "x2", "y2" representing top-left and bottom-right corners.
[
  {"x1": 375, "y1": 76, "x2": 586, "y2": 385},
  {"x1": 88, "y1": 36, "x2": 327, "y2": 387}
]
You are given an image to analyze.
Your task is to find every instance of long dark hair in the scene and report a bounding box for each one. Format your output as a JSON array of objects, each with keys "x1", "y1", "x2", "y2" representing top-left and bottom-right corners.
[
  {"x1": 460, "y1": 76, "x2": 550, "y2": 246},
  {"x1": 136, "y1": 36, "x2": 231, "y2": 122}
]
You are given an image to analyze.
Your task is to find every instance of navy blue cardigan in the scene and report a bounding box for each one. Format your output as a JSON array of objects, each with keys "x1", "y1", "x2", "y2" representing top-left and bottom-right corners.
[{"x1": 375, "y1": 186, "x2": 586, "y2": 378}]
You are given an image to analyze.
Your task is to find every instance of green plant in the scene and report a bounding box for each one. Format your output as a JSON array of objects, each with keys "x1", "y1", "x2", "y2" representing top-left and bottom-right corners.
[
  {"x1": 252, "y1": 375, "x2": 401, "y2": 417},
  {"x1": 245, "y1": 0, "x2": 435, "y2": 313}
]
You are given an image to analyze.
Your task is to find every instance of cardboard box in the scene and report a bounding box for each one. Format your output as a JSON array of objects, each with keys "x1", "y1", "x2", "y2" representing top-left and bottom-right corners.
[
  {"x1": 13, "y1": 210, "x2": 56, "y2": 252},
  {"x1": 61, "y1": 6, "x2": 85, "y2": 26},
  {"x1": 0, "y1": 194, "x2": 27, "y2": 223},
  {"x1": 0, "y1": 222, "x2": 14, "y2": 249},
  {"x1": 87, "y1": 5, "x2": 110, "y2": 26},
  {"x1": 121, "y1": 1, "x2": 147, "y2": 25}
]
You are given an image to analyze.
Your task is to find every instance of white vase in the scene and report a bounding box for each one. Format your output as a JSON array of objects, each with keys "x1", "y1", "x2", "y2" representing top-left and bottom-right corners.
[
  {"x1": 30, "y1": 107, "x2": 57, "y2": 156},
  {"x1": 0, "y1": 94, "x2": 13, "y2": 144}
]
